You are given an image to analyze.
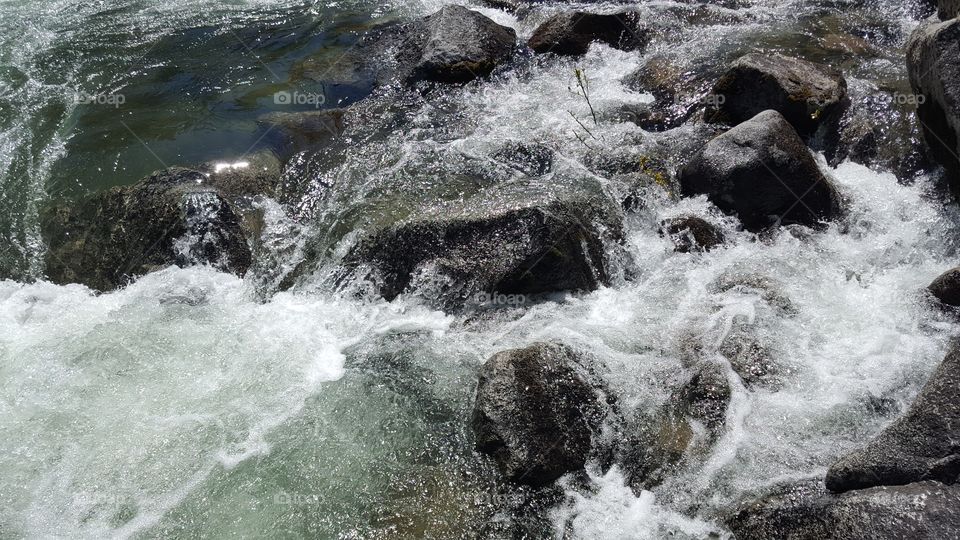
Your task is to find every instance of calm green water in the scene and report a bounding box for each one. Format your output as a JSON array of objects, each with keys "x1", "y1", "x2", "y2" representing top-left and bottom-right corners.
[{"x1": 0, "y1": 0, "x2": 402, "y2": 280}]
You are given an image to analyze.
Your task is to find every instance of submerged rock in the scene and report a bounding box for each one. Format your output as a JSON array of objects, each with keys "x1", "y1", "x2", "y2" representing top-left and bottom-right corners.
[
  {"x1": 679, "y1": 110, "x2": 843, "y2": 232},
  {"x1": 706, "y1": 53, "x2": 848, "y2": 137},
  {"x1": 621, "y1": 362, "x2": 731, "y2": 491},
  {"x1": 825, "y1": 344, "x2": 960, "y2": 493},
  {"x1": 907, "y1": 19, "x2": 960, "y2": 195},
  {"x1": 528, "y1": 11, "x2": 649, "y2": 56},
  {"x1": 471, "y1": 342, "x2": 615, "y2": 486},
  {"x1": 341, "y1": 181, "x2": 623, "y2": 304},
  {"x1": 659, "y1": 215, "x2": 725, "y2": 253},
  {"x1": 257, "y1": 110, "x2": 347, "y2": 161},
  {"x1": 929, "y1": 267, "x2": 960, "y2": 307},
  {"x1": 42, "y1": 168, "x2": 252, "y2": 291},
  {"x1": 726, "y1": 479, "x2": 960, "y2": 539},
  {"x1": 719, "y1": 331, "x2": 781, "y2": 388}
]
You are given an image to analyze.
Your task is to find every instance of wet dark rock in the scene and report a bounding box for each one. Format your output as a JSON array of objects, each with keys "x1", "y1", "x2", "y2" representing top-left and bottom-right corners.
[
  {"x1": 42, "y1": 168, "x2": 252, "y2": 291},
  {"x1": 706, "y1": 53, "x2": 848, "y2": 138},
  {"x1": 830, "y1": 86, "x2": 931, "y2": 179},
  {"x1": 936, "y1": 0, "x2": 960, "y2": 19},
  {"x1": 196, "y1": 150, "x2": 282, "y2": 205},
  {"x1": 825, "y1": 344, "x2": 960, "y2": 493},
  {"x1": 660, "y1": 215, "x2": 725, "y2": 253},
  {"x1": 528, "y1": 11, "x2": 649, "y2": 56},
  {"x1": 491, "y1": 141, "x2": 554, "y2": 176},
  {"x1": 412, "y1": 6, "x2": 518, "y2": 83},
  {"x1": 341, "y1": 181, "x2": 623, "y2": 305},
  {"x1": 622, "y1": 55, "x2": 713, "y2": 131},
  {"x1": 471, "y1": 342, "x2": 615, "y2": 486},
  {"x1": 908, "y1": 19, "x2": 960, "y2": 194},
  {"x1": 832, "y1": 109, "x2": 880, "y2": 167},
  {"x1": 679, "y1": 110, "x2": 843, "y2": 232},
  {"x1": 719, "y1": 332, "x2": 781, "y2": 388},
  {"x1": 295, "y1": 6, "x2": 516, "y2": 89},
  {"x1": 621, "y1": 362, "x2": 731, "y2": 491},
  {"x1": 726, "y1": 479, "x2": 960, "y2": 539},
  {"x1": 929, "y1": 267, "x2": 960, "y2": 307}
]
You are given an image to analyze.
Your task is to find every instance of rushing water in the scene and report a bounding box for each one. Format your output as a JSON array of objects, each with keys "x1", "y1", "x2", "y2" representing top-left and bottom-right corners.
[{"x1": 1, "y1": 0, "x2": 958, "y2": 538}]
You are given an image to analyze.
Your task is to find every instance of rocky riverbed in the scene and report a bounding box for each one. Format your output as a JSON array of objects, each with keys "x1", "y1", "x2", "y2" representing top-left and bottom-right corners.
[{"x1": 3, "y1": 0, "x2": 960, "y2": 537}]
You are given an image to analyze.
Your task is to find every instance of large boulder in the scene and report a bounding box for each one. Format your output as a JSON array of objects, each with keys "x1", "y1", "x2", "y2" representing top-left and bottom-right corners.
[
  {"x1": 678, "y1": 110, "x2": 843, "y2": 232},
  {"x1": 413, "y1": 6, "x2": 518, "y2": 83},
  {"x1": 528, "y1": 11, "x2": 649, "y2": 56},
  {"x1": 706, "y1": 53, "x2": 848, "y2": 138},
  {"x1": 825, "y1": 344, "x2": 960, "y2": 493},
  {"x1": 295, "y1": 6, "x2": 516, "y2": 88},
  {"x1": 907, "y1": 19, "x2": 960, "y2": 194},
  {"x1": 726, "y1": 479, "x2": 960, "y2": 539},
  {"x1": 471, "y1": 342, "x2": 615, "y2": 486},
  {"x1": 929, "y1": 267, "x2": 960, "y2": 307},
  {"x1": 41, "y1": 168, "x2": 253, "y2": 291},
  {"x1": 341, "y1": 182, "x2": 623, "y2": 304}
]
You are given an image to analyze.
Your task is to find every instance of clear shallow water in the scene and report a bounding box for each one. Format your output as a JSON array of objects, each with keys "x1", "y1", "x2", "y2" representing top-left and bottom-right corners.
[{"x1": 1, "y1": 0, "x2": 958, "y2": 538}]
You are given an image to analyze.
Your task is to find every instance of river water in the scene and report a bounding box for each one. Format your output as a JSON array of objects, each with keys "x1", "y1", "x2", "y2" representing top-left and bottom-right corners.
[{"x1": 1, "y1": 0, "x2": 957, "y2": 538}]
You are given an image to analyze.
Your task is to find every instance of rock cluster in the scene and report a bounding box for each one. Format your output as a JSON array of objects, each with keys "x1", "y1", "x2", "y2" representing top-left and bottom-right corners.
[{"x1": 39, "y1": 3, "x2": 960, "y2": 537}]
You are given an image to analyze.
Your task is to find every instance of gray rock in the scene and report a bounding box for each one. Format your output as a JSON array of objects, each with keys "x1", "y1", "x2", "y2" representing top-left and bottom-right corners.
[
  {"x1": 719, "y1": 331, "x2": 781, "y2": 388},
  {"x1": 908, "y1": 18, "x2": 960, "y2": 195},
  {"x1": 295, "y1": 6, "x2": 516, "y2": 88},
  {"x1": 341, "y1": 181, "x2": 623, "y2": 305},
  {"x1": 414, "y1": 6, "x2": 517, "y2": 83},
  {"x1": 929, "y1": 267, "x2": 960, "y2": 307},
  {"x1": 726, "y1": 479, "x2": 960, "y2": 540},
  {"x1": 621, "y1": 362, "x2": 731, "y2": 491},
  {"x1": 936, "y1": 0, "x2": 960, "y2": 20},
  {"x1": 706, "y1": 53, "x2": 848, "y2": 138},
  {"x1": 42, "y1": 168, "x2": 252, "y2": 291},
  {"x1": 678, "y1": 110, "x2": 843, "y2": 232},
  {"x1": 659, "y1": 215, "x2": 725, "y2": 253},
  {"x1": 471, "y1": 342, "x2": 614, "y2": 486},
  {"x1": 528, "y1": 11, "x2": 649, "y2": 56},
  {"x1": 832, "y1": 108, "x2": 880, "y2": 166},
  {"x1": 622, "y1": 55, "x2": 713, "y2": 131},
  {"x1": 825, "y1": 344, "x2": 960, "y2": 493}
]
